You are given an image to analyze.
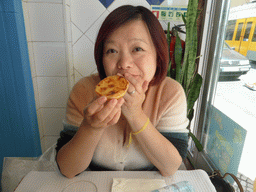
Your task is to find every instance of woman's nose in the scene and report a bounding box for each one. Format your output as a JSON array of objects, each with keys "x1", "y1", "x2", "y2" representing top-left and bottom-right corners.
[{"x1": 118, "y1": 52, "x2": 133, "y2": 69}]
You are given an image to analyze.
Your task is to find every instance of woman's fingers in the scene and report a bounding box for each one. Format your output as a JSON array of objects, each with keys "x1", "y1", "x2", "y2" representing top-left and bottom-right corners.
[
  {"x1": 96, "y1": 98, "x2": 124, "y2": 123},
  {"x1": 86, "y1": 96, "x2": 107, "y2": 116},
  {"x1": 124, "y1": 73, "x2": 148, "y2": 94},
  {"x1": 124, "y1": 73, "x2": 139, "y2": 93},
  {"x1": 85, "y1": 97, "x2": 124, "y2": 128},
  {"x1": 93, "y1": 99, "x2": 118, "y2": 122},
  {"x1": 107, "y1": 109, "x2": 122, "y2": 126},
  {"x1": 142, "y1": 81, "x2": 149, "y2": 93}
]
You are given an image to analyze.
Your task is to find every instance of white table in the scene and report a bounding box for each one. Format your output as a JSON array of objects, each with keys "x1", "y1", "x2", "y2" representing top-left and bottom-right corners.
[{"x1": 15, "y1": 170, "x2": 216, "y2": 191}]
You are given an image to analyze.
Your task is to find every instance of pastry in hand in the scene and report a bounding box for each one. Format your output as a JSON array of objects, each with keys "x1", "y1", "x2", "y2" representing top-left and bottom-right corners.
[{"x1": 95, "y1": 75, "x2": 129, "y2": 99}]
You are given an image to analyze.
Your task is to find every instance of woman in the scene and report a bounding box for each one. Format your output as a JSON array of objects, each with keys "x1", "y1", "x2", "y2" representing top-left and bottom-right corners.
[{"x1": 56, "y1": 5, "x2": 189, "y2": 179}]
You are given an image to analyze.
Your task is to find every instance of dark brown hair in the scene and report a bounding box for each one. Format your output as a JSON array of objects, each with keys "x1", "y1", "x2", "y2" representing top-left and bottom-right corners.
[{"x1": 94, "y1": 5, "x2": 168, "y2": 85}]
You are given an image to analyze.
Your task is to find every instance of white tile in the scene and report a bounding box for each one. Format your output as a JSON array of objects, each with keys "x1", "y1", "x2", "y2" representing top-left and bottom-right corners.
[
  {"x1": 33, "y1": 42, "x2": 66, "y2": 76},
  {"x1": 90, "y1": 68, "x2": 98, "y2": 75},
  {"x1": 37, "y1": 77, "x2": 68, "y2": 107},
  {"x1": 71, "y1": 0, "x2": 106, "y2": 33},
  {"x1": 85, "y1": 10, "x2": 110, "y2": 43},
  {"x1": 22, "y1": 2, "x2": 32, "y2": 42},
  {"x1": 32, "y1": 77, "x2": 40, "y2": 110},
  {"x1": 67, "y1": 43, "x2": 75, "y2": 92},
  {"x1": 71, "y1": 23, "x2": 83, "y2": 45},
  {"x1": 65, "y1": 0, "x2": 70, "y2": 6},
  {"x1": 27, "y1": 42, "x2": 36, "y2": 78},
  {"x1": 37, "y1": 109, "x2": 44, "y2": 139},
  {"x1": 41, "y1": 136, "x2": 59, "y2": 153},
  {"x1": 107, "y1": 0, "x2": 151, "y2": 12},
  {"x1": 28, "y1": 3, "x2": 64, "y2": 42},
  {"x1": 24, "y1": 0, "x2": 63, "y2": 3},
  {"x1": 160, "y1": 0, "x2": 168, "y2": 6},
  {"x1": 65, "y1": 5, "x2": 72, "y2": 42},
  {"x1": 73, "y1": 35, "x2": 97, "y2": 77},
  {"x1": 41, "y1": 108, "x2": 66, "y2": 135},
  {"x1": 159, "y1": 20, "x2": 168, "y2": 31},
  {"x1": 74, "y1": 68, "x2": 84, "y2": 84},
  {"x1": 67, "y1": 43, "x2": 73, "y2": 74}
]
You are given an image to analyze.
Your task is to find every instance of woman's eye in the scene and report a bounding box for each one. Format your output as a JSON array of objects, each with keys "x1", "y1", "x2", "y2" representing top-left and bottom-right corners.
[
  {"x1": 134, "y1": 47, "x2": 143, "y2": 52},
  {"x1": 106, "y1": 49, "x2": 116, "y2": 54}
]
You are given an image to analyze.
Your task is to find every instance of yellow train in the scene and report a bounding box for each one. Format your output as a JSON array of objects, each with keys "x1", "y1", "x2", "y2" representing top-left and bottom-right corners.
[{"x1": 225, "y1": 2, "x2": 256, "y2": 62}]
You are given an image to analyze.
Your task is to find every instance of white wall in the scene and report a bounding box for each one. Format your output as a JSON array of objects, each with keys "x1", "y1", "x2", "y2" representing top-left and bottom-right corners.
[{"x1": 22, "y1": 0, "x2": 187, "y2": 153}]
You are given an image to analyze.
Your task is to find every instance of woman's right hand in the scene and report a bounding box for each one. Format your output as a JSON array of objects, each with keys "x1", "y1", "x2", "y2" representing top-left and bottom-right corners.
[{"x1": 82, "y1": 96, "x2": 124, "y2": 130}]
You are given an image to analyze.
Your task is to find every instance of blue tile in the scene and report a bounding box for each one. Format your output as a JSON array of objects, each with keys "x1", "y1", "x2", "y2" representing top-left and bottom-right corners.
[
  {"x1": 146, "y1": 0, "x2": 165, "y2": 5},
  {"x1": 99, "y1": 0, "x2": 114, "y2": 8}
]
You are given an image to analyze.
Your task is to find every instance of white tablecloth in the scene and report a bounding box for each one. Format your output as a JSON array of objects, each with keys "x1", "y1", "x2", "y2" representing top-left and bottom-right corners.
[
  {"x1": 14, "y1": 170, "x2": 216, "y2": 192},
  {"x1": 1, "y1": 144, "x2": 187, "y2": 192}
]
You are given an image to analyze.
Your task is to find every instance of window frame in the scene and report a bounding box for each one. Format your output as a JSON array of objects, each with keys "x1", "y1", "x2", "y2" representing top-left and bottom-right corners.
[{"x1": 187, "y1": 0, "x2": 231, "y2": 172}]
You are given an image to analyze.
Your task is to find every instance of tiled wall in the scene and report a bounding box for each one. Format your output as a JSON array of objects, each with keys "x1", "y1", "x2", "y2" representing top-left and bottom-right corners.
[
  {"x1": 22, "y1": 0, "x2": 68, "y2": 153},
  {"x1": 22, "y1": 0, "x2": 187, "y2": 153}
]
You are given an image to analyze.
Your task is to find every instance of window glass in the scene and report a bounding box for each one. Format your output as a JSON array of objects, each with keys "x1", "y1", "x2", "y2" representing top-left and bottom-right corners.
[
  {"x1": 193, "y1": 0, "x2": 256, "y2": 186},
  {"x1": 243, "y1": 22, "x2": 252, "y2": 41},
  {"x1": 235, "y1": 23, "x2": 244, "y2": 41},
  {"x1": 252, "y1": 26, "x2": 256, "y2": 42},
  {"x1": 225, "y1": 20, "x2": 236, "y2": 40}
]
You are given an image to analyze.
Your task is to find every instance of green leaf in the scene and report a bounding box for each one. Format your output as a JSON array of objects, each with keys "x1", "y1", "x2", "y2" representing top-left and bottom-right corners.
[
  {"x1": 181, "y1": 13, "x2": 187, "y2": 26},
  {"x1": 181, "y1": 0, "x2": 199, "y2": 92},
  {"x1": 187, "y1": 73, "x2": 202, "y2": 112},
  {"x1": 189, "y1": 131, "x2": 203, "y2": 152},
  {"x1": 168, "y1": 0, "x2": 203, "y2": 152},
  {"x1": 186, "y1": 17, "x2": 198, "y2": 91},
  {"x1": 174, "y1": 33, "x2": 183, "y2": 81},
  {"x1": 187, "y1": 108, "x2": 194, "y2": 122},
  {"x1": 171, "y1": 68, "x2": 176, "y2": 79},
  {"x1": 167, "y1": 22, "x2": 171, "y2": 58},
  {"x1": 186, "y1": 0, "x2": 199, "y2": 27},
  {"x1": 167, "y1": 60, "x2": 172, "y2": 77}
]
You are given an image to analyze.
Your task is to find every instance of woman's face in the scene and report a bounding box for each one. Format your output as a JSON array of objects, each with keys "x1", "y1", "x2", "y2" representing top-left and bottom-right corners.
[{"x1": 102, "y1": 19, "x2": 157, "y2": 85}]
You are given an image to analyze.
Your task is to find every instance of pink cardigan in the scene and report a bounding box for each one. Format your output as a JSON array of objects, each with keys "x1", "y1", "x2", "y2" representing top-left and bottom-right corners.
[{"x1": 63, "y1": 74, "x2": 189, "y2": 171}]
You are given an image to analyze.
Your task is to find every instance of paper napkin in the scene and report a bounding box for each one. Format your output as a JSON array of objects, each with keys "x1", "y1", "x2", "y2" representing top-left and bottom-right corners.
[{"x1": 111, "y1": 178, "x2": 166, "y2": 192}]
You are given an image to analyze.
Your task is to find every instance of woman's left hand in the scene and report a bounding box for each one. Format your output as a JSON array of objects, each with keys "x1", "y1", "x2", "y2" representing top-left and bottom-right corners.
[{"x1": 121, "y1": 73, "x2": 149, "y2": 121}]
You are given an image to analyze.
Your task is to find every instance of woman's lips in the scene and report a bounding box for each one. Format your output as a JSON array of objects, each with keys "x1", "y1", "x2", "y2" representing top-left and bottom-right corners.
[{"x1": 117, "y1": 72, "x2": 139, "y2": 77}]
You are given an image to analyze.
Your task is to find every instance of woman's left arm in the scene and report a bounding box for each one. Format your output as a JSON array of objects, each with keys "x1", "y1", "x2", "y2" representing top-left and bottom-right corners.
[
  {"x1": 127, "y1": 111, "x2": 182, "y2": 177},
  {"x1": 121, "y1": 73, "x2": 183, "y2": 177}
]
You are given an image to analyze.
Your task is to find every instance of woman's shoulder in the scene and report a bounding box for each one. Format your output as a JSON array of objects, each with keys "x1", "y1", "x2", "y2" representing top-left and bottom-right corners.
[
  {"x1": 68, "y1": 73, "x2": 101, "y2": 104},
  {"x1": 146, "y1": 77, "x2": 186, "y2": 109},
  {"x1": 152, "y1": 77, "x2": 187, "y2": 110},
  {"x1": 71, "y1": 73, "x2": 101, "y2": 93},
  {"x1": 144, "y1": 77, "x2": 187, "y2": 127},
  {"x1": 75, "y1": 73, "x2": 100, "y2": 87},
  {"x1": 153, "y1": 77, "x2": 185, "y2": 98},
  {"x1": 66, "y1": 74, "x2": 101, "y2": 126},
  {"x1": 161, "y1": 77, "x2": 184, "y2": 91}
]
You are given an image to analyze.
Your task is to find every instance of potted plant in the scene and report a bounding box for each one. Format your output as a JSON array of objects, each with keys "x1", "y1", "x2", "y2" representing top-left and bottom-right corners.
[{"x1": 166, "y1": 0, "x2": 203, "y2": 151}]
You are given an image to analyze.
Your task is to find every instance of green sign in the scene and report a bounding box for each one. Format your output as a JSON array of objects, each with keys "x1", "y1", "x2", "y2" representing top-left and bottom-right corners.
[{"x1": 151, "y1": 5, "x2": 187, "y2": 21}]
